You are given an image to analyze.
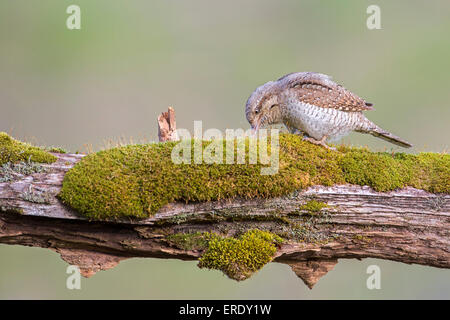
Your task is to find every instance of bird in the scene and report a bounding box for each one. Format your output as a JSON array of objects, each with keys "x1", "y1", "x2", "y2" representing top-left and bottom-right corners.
[{"x1": 245, "y1": 72, "x2": 412, "y2": 150}]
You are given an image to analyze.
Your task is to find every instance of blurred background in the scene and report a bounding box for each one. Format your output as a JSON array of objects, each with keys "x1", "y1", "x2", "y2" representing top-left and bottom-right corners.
[{"x1": 0, "y1": 0, "x2": 449, "y2": 299}]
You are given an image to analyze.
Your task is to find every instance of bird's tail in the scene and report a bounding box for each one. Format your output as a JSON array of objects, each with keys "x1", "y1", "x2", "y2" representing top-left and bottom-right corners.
[{"x1": 366, "y1": 125, "x2": 412, "y2": 148}]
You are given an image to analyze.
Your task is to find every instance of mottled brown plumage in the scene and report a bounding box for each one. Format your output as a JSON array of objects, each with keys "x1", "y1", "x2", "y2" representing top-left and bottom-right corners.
[
  {"x1": 245, "y1": 72, "x2": 412, "y2": 150},
  {"x1": 279, "y1": 72, "x2": 374, "y2": 112}
]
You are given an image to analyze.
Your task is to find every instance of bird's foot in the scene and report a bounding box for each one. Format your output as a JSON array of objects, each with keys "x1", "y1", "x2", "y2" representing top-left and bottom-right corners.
[{"x1": 302, "y1": 136, "x2": 336, "y2": 151}]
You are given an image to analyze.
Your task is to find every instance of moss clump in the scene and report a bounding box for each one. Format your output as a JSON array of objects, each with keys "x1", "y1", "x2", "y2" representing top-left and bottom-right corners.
[
  {"x1": 59, "y1": 134, "x2": 450, "y2": 220},
  {"x1": 0, "y1": 132, "x2": 57, "y2": 166},
  {"x1": 298, "y1": 200, "x2": 328, "y2": 216},
  {"x1": 198, "y1": 230, "x2": 283, "y2": 281}
]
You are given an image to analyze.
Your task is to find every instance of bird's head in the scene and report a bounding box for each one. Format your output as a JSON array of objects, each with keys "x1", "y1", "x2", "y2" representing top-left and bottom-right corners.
[{"x1": 245, "y1": 81, "x2": 282, "y2": 132}]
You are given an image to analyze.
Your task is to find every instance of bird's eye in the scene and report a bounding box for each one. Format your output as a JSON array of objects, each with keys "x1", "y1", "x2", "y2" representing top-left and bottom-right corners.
[{"x1": 255, "y1": 109, "x2": 260, "y2": 114}]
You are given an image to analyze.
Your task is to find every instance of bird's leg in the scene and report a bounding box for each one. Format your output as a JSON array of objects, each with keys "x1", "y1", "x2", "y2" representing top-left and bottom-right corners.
[
  {"x1": 285, "y1": 124, "x2": 336, "y2": 151},
  {"x1": 302, "y1": 135, "x2": 336, "y2": 151}
]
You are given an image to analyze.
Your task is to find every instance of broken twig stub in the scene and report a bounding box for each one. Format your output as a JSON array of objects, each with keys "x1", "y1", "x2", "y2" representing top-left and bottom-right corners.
[{"x1": 158, "y1": 106, "x2": 178, "y2": 142}]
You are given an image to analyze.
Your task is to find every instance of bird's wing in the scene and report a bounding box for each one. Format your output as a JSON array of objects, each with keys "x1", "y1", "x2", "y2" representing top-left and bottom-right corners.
[{"x1": 280, "y1": 72, "x2": 373, "y2": 112}]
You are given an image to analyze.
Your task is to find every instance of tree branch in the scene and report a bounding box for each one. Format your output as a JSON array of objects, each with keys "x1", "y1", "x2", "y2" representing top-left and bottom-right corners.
[{"x1": 0, "y1": 108, "x2": 448, "y2": 288}]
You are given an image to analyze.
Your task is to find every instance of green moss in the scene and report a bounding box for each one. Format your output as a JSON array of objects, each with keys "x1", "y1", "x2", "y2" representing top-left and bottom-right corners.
[
  {"x1": 45, "y1": 146, "x2": 67, "y2": 154},
  {"x1": 298, "y1": 200, "x2": 328, "y2": 216},
  {"x1": 166, "y1": 232, "x2": 210, "y2": 251},
  {"x1": 59, "y1": 134, "x2": 450, "y2": 220},
  {"x1": 0, "y1": 132, "x2": 57, "y2": 166},
  {"x1": 353, "y1": 234, "x2": 372, "y2": 243},
  {"x1": 198, "y1": 229, "x2": 283, "y2": 281},
  {"x1": 339, "y1": 149, "x2": 450, "y2": 193}
]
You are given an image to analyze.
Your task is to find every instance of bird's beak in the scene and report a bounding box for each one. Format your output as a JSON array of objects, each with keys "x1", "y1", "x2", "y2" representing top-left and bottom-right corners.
[{"x1": 251, "y1": 121, "x2": 260, "y2": 135}]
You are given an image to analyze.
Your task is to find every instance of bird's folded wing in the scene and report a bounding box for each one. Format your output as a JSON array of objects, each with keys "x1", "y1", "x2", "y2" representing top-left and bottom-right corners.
[{"x1": 280, "y1": 72, "x2": 374, "y2": 112}]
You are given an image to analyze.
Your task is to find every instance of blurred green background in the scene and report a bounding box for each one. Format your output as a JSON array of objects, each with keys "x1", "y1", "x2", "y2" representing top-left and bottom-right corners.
[{"x1": 0, "y1": 0, "x2": 449, "y2": 299}]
